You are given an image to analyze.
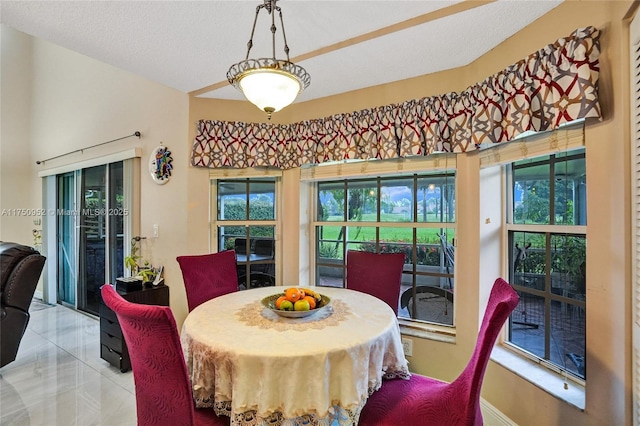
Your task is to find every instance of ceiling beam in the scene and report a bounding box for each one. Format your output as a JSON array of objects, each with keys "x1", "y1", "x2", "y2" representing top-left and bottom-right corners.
[{"x1": 189, "y1": 0, "x2": 496, "y2": 98}]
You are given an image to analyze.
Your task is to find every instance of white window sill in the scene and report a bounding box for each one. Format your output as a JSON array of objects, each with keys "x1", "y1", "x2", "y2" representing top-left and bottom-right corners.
[
  {"x1": 399, "y1": 319, "x2": 456, "y2": 344},
  {"x1": 490, "y1": 345, "x2": 585, "y2": 410},
  {"x1": 397, "y1": 322, "x2": 583, "y2": 410}
]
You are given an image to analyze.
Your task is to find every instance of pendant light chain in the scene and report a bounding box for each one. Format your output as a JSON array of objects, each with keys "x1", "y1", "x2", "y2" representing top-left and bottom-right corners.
[
  {"x1": 245, "y1": 5, "x2": 261, "y2": 61},
  {"x1": 278, "y1": 7, "x2": 291, "y2": 61},
  {"x1": 227, "y1": 0, "x2": 310, "y2": 119}
]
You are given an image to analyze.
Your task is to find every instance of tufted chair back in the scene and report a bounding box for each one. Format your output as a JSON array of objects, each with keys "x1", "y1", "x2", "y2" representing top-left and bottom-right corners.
[
  {"x1": 100, "y1": 284, "x2": 228, "y2": 426},
  {"x1": 177, "y1": 250, "x2": 238, "y2": 312},
  {"x1": 359, "y1": 277, "x2": 519, "y2": 426},
  {"x1": 346, "y1": 250, "x2": 405, "y2": 315}
]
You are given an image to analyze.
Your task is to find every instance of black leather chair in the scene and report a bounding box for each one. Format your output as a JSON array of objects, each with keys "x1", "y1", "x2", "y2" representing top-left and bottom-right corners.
[{"x1": 1, "y1": 242, "x2": 46, "y2": 368}]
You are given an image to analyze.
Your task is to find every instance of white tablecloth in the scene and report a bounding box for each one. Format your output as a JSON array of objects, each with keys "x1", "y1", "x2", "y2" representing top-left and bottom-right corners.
[{"x1": 181, "y1": 286, "x2": 410, "y2": 426}]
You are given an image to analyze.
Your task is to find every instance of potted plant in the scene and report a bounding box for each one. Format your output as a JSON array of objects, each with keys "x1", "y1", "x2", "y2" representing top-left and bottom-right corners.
[
  {"x1": 124, "y1": 237, "x2": 143, "y2": 278},
  {"x1": 138, "y1": 261, "x2": 157, "y2": 286},
  {"x1": 123, "y1": 237, "x2": 163, "y2": 286}
]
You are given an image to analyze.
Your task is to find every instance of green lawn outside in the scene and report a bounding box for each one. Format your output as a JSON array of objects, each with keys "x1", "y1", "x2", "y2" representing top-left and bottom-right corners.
[
  {"x1": 318, "y1": 222, "x2": 452, "y2": 244},
  {"x1": 317, "y1": 224, "x2": 453, "y2": 263},
  {"x1": 326, "y1": 212, "x2": 451, "y2": 223}
]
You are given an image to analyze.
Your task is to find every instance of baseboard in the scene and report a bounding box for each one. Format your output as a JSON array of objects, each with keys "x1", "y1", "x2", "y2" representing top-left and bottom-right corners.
[
  {"x1": 481, "y1": 398, "x2": 517, "y2": 426},
  {"x1": 34, "y1": 290, "x2": 43, "y2": 300}
]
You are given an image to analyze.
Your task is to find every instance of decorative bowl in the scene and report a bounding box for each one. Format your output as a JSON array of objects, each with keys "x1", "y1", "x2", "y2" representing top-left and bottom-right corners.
[{"x1": 261, "y1": 292, "x2": 331, "y2": 318}]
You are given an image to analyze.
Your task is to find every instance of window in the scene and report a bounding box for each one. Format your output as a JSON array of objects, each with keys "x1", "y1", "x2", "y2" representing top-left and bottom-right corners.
[
  {"x1": 314, "y1": 172, "x2": 456, "y2": 326},
  {"x1": 213, "y1": 178, "x2": 278, "y2": 289},
  {"x1": 506, "y1": 149, "x2": 586, "y2": 380}
]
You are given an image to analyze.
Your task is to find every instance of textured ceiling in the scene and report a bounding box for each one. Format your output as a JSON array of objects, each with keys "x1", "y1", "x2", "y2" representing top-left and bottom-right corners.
[{"x1": 1, "y1": 0, "x2": 563, "y2": 103}]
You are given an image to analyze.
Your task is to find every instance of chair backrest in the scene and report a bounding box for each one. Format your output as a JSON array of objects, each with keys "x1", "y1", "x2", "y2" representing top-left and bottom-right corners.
[
  {"x1": 176, "y1": 250, "x2": 239, "y2": 312},
  {"x1": 453, "y1": 277, "x2": 519, "y2": 421},
  {"x1": 0, "y1": 242, "x2": 46, "y2": 311},
  {"x1": 100, "y1": 284, "x2": 196, "y2": 426},
  {"x1": 346, "y1": 250, "x2": 405, "y2": 315},
  {"x1": 254, "y1": 239, "x2": 274, "y2": 257},
  {"x1": 438, "y1": 233, "x2": 455, "y2": 269},
  {"x1": 438, "y1": 233, "x2": 455, "y2": 290},
  {"x1": 0, "y1": 242, "x2": 47, "y2": 367},
  {"x1": 234, "y1": 238, "x2": 248, "y2": 255}
]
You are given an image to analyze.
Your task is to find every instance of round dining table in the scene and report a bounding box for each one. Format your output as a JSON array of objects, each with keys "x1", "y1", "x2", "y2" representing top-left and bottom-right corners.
[{"x1": 180, "y1": 286, "x2": 410, "y2": 426}]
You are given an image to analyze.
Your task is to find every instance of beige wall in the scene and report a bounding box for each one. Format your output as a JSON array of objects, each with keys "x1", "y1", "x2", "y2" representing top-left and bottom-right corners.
[
  {"x1": 0, "y1": 0, "x2": 634, "y2": 424},
  {"x1": 0, "y1": 26, "x2": 197, "y2": 323},
  {"x1": 190, "y1": 2, "x2": 634, "y2": 425},
  {"x1": 0, "y1": 27, "x2": 37, "y2": 244}
]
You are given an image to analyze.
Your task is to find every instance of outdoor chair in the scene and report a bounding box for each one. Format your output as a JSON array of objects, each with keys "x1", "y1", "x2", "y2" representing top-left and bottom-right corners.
[
  {"x1": 233, "y1": 238, "x2": 249, "y2": 256},
  {"x1": 254, "y1": 238, "x2": 274, "y2": 258},
  {"x1": 237, "y1": 272, "x2": 275, "y2": 290},
  {"x1": 359, "y1": 277, "x2": 519, "y2": 426},
  {"x1": 400, "y1": 234, "x2": 455, "y2": 323},
  {"x1": 439, "y1": 233, "x2": 455, "y2": 290},
  {"x1": 100, "y1": 284, "x2": 229, "y2": 426},
  {"x1": 400, "y1": 286, "x2": 454, "y2": 325}
]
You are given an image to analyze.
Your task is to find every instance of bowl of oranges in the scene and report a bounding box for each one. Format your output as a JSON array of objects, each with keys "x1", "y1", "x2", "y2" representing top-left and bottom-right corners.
[{"x1": 262, "y1": 287, "x2": 331, "y2": 318}]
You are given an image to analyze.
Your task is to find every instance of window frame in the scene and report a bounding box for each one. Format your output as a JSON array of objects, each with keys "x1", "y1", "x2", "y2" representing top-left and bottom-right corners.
[
  {"x1": 504, "y1": 148, "x2": 587, "y2": 384},
  {"x1": 310, "y1": 166, "x2": 457, "y2": 330},
  {"x1": 476, "y1": 123, "x2": 587, "y2": 406},
  {"x1": 209, "y1": 168, "x2": 283, "y2": 288}
]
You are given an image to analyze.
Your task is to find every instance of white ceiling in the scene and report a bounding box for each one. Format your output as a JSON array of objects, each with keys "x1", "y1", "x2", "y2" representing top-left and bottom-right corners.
[{"x1": 1, "y1": 0, "x2": 563, "y2": 103}]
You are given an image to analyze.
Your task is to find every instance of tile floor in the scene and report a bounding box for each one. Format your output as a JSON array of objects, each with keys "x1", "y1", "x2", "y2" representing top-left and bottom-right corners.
[
  {"x1": 1, "y1": 301, "x2": 347, "y2": 426},
  {"x1": 0, "y1": 301, "x2": 138, "y2": 426}
]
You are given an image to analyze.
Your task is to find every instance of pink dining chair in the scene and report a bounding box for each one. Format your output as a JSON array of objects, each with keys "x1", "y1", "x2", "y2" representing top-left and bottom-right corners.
[
  {"x1": 346, "y1": 250, "x2": 405, "y2": 315},
  {"x1": 176, "y1": 250, "x2": 238, "y2": 312},
  {"x1": 100, "y1": 284, "x2": 229, "y2": 426},
  {"x1": 358, "y1": 277, "x2": 519, "y2": 426}
]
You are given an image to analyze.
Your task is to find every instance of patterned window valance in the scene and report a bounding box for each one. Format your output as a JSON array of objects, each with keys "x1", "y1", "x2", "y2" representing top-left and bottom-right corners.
[{"x1": 191, "y1": 26, "x2": 601, "y2": 170}]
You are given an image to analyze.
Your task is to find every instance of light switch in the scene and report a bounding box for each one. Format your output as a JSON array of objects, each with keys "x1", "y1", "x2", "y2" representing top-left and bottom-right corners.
[{"x1": 153, "y1": 224, "x2": 159, "y2": 238}]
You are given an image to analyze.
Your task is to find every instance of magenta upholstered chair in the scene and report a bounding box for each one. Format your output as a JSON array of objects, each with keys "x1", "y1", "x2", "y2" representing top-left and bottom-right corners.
[
  {"x1": 100, "y1": 285, "x2": 229, "y2": 426},
  {"x1": 176, "y1": 250, "x2": 238, "y2": 312},
  {"x1": 346, "y1": 250, "x2": 405, "y2": 315},
  {"x1": 358, "y1": 277, "x2": 519, "y2": 426}
]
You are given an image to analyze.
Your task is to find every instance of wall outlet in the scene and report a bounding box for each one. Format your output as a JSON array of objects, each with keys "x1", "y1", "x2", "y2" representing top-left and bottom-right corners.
[{"x1": 401, "y1": 337, "x2": 413, "y2": 357}]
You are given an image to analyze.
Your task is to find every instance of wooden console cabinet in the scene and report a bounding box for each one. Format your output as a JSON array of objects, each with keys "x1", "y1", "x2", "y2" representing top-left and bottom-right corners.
[{"x1": 99, "y1": 284, "x2": 170, "y2": 372}]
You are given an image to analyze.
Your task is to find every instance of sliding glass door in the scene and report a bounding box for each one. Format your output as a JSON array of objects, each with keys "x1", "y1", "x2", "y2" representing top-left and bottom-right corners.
[
  {"x1": 57, "y1": 172, "x2": 76, "y2": 306},
  {"x1": 56, "y1": 161, "x2": 129, "y2": 315},
  {"x1": 107, "y1": 162, "x2": 125, "y2": 286}
]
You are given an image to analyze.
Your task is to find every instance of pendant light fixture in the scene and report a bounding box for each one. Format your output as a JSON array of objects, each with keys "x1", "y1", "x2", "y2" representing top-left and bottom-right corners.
[{"x1": 227, "y1": 0, "x2": 310, "y2": 120}]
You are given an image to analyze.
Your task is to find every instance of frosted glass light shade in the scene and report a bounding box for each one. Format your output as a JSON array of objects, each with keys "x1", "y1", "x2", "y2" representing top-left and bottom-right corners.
[{"x1": 238, "y1": 69, "x2": 302, "y2": 114}]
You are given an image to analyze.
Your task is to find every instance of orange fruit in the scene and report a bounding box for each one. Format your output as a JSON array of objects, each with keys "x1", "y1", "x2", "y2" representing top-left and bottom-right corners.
[
  {"x1": 294, "y1": 299, "x2": 311, "y2": 311},
  {"x1": 285, "y1": 287, "x2": 303, "y2": 302},
  {"x1": 275, "y1": 295, "x2": 288, "y2": 309},
  {"x1": 303, "y1": 295, "x2": 316, "y2": 309}
]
